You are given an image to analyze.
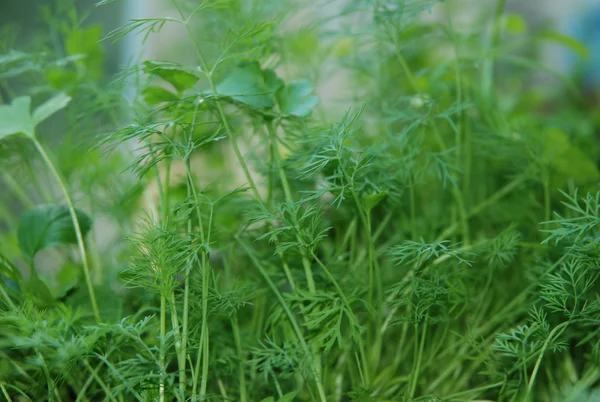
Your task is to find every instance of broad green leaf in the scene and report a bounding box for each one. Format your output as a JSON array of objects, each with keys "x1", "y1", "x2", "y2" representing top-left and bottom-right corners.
[
  {"x1": 276, "y1": 79, "x2": 319, "y2": 117},
  {"x1": 216, "y1": 63, "x2": 278, "y2": 108},
  {"x1": 26, "y1": 273, "x2": 55, "y2": 306},
  {"x1": 259, "y1": 398, "x2": 275, "y2": 402},
  {"x1": 142, "y1": 86, "x2": 178, "y2": 105},
  {"x1": 263, "y1": 67, "x2": 284, "y2": 94},
  {"x1": 143, "y1": 60, "x2": 199, "y2": 92},
  {"x1": 18, "y1": 204, "x2": 93, "y2": 260},
  {"x1": 279, "y1": 391, "x2": 299, "y2": 402},
  {"x1": 44, "y1": 262, "x2": 82, "y2": 299},
  {"x1": 32, "y1": 93, "x2": 72, "y2": 125},
  {"x1": 64, "y1": 282, "x2": 121, "y2": 321},
  {"x1": 0, "y1": 93, "x2": 71, "y2": 139},
  {"x1": 0, "y1": 96, "x2": 35, "y2": 138}
]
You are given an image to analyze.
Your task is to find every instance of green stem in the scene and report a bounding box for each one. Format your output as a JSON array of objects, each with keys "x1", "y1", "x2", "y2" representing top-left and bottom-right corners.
[
  {"x1": 310, "y1": 250, "x2": 370, "y2": 386},
  {"x1": 180, "y1": 269, "x2": 190, "y2": 397},
  {"x1": 409, "y1": 178, "x2": 417, "y2": 240},
  {"x1": 200, "y1": 326, "x2": 210, "y2": 396},
  {"x1": 0, "y1": 383, "x2": 13, "y2": 402},
  {"x1": 406, "y1": 318, "x2": 427, "y2": 401},
  {"x1": 543, "y1": 168, "x2": 551, "y2": 224},
  {"x1": 526, "y1": 321, "x2": 570, "y2": 397},
  {"x1": 443, "y1": 382, "x2": 504, "y2": 399},
  {"x1": 238, "y1": 238, "x2": 327, "y2": 402},
  {"x1": 267, "y1": 122, "x2": 316, "y2": 292},
  {"x1": 481, "y1": 0, "x2": 506, "y2": 104},
  {"x1": 436, "y1": 174, "x2": 526, "y2": 241},
  {"x1": 82, "y1": 359, "x2": 118, "y2": 402},
  {"x1": 168, "y1": 292, "x2": 184, "y2": 394},
  {"x1": 173, "y1": 0, "x2": 262, "y2": 202},
  {"x1": 232, "y1": 315, "x2": 247, "y2": 402},
  {"x1": 160, "y1": 294, "x2": 166, "y2": 402},
  {"x1": 32, "y1": 138, "x2": 101, "y2": 323},
  {"x1": 391, "y1": 33, "x2": 471, "y2": 243},
  {"x1": 0, "y1": 282, "x2": 16, "y2": 310},
  {"x1": 184, "y1": 162, "x2": 212, "y2": 400}
]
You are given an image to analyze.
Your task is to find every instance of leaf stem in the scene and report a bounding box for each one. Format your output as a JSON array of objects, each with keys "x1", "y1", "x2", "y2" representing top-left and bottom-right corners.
[
  {"x1": 237, "y1": 238, "x2": 327, "y2": 402},
  {"x1": 267, "y1": 121, "x2": 316, "y2": 292},
  {"x1": 232, "y1": 315, "x2": 248, "y2": 402},
  {"x1": 0, "y1": 383, "x2": 13, "y2": 402},
  {"x1": 406, "y1": 318, "x2": 427, "y2": 401},
  {"x1": 173, "y1": 0, "x2": 262, "y2": 202},
  {"x1": 310, "y1": 250, "x2": 370, "y2": 386},
  {"x1": 32, "y1": 138, "x2": 101, "y2": 323},
  {"x1": 160, "y1": 293, "x2": 166, "y2": 402},
  {"x1": 526, "y1": 321, "x2": 571, "y2": 397}
]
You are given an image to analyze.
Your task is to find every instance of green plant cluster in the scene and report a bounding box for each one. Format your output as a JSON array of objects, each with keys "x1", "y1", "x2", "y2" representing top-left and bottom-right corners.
[{"x1": 1, "y1": 0, "x2": 600, "y2": 401}]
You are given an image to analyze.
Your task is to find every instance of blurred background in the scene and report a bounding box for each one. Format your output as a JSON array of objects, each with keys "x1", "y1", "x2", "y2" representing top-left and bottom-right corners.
[{"x1": 2, "y1": 0, "x2": 600, "y2": 105}]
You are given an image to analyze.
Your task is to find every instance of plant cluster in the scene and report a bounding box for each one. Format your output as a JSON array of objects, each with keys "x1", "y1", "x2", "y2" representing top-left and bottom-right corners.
[{"x1": 1, "y1": 0, "x2": 600, "y2": 401}]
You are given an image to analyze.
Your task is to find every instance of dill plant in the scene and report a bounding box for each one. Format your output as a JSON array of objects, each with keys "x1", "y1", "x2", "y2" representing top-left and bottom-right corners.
[{"x1": 1, "y1": 0, "x2": 600, "y2": 401}]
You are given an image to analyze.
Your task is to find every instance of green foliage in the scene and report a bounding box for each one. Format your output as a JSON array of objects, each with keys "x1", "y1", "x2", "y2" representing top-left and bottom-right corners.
[
  {"x1": 17, "y1": 203, "x2": 92, "y2": 260},
  {"x1": 0, "y1": 93, "x2": 71, "y2": 138},
  {"x1": 1, "y1": 0, "x2": 600, "y2": 401}
]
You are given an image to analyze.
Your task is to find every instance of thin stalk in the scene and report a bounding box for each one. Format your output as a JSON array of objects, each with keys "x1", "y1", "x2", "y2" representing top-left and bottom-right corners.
[
  {"x1": 526, "y1": 321, "x2": 571, "y2": 397},
  {"x1": 169, "y1": 292, "x2": 184, "y2": 392},
  {"x1": 160, "y1": 294, "x2": 167, "y2": 402},
  {"x1": 543, "y1": 168, "x2": 551, "y2": 223},
  {"x1": 32, "y1": 138, "x2": 101, "y2": 323},
  {"x1": 429, "y1": 255, "x2": 569, "y2": 391},
  {"x1": 435, "y1": 174, "x2": 526, "y2": 241},
  {"x1": 184, "y1": 162, "x2": 212, "y2": 400},
  {"x1": 0, "y1": 282, "x2": 16, "y2": 310},
  {"x1": 180, "y1": 269, "x2": 191, "y2": 396},
  {"x1": 407, "y1": 319, "x2": 427, "y2": 401},
  {"x1": 443, "y1": 4, "x2": 472, "y2": 201},
  {"x1": 310, "y1": 250, "x2": 371, "y2": 385},
  {"x1": 409, "y1": 177, "x2": 417, "y2": 240},
  {"x1": 390, "y1": 33, "x2": 470, "y2": 243},
  {"x1": 267, "y1": 122, "x2": 316, "y2": 292},
  {"x1": 81, "y1": 359, "x2": 118, "y2": 402},
  {"x1": 74, "y1": 361, "x2": 104, "y2": 402},
  {"x1": 366, "y1": 211, "x2": 383, "y2": 371},
  {"x1": 200, "y1": 327, "x2": 210, "y2": 396},
  {"x1": 217, "y1": 378, "x2": 228, "y2": 399},
  {"x1": 173, "y1": 0, "x2": 262, "y2": 202},
  {"x1": 481, "y1": 0, "x2": 506, "y2": 103},
  {"x1": 232, "y1": 315, "x2": 248, "y2": 402},
  {"x1": 0, "y1": 383, "x2": 13, "y2": 402},
  {"x1": 430, "y1": 124, "x2": 470, "y2": 243},
  {"x1": 237, "y1": 238, "x2": 327, "y2": 402},
  {"x1": 180, "y1": 160, "x2": 201, "y2": 396},
  {"x1": 443, "y1": 382, "x2": 504, "y2": 399}
]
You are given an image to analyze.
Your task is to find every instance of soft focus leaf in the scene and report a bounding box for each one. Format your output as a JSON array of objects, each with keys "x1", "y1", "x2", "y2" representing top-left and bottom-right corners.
[
  {"x1": 217, "y1": 63, "x2": 278, "y2": 108},
  {"x1": 142, "y1": 86, "x2": 178, "y2": 105},
  {"x1": 543, "y1": 128, "x2": 600, "y2": 184},
  {"x1": 277, "y1": 79, "x2": 320, "y2": 117},
  {"x1": 18, "y1": 204, "x2": 92, "y2": 259},
  {"x1": 0, "y1": 96, "x2": 35, "y2": 138},
  {"x1": 32, "y1": 93, "x2": 71, "y2": 125},
  {"x1": 143, "y1": 60, "x2": 199, "y2": 92}
]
